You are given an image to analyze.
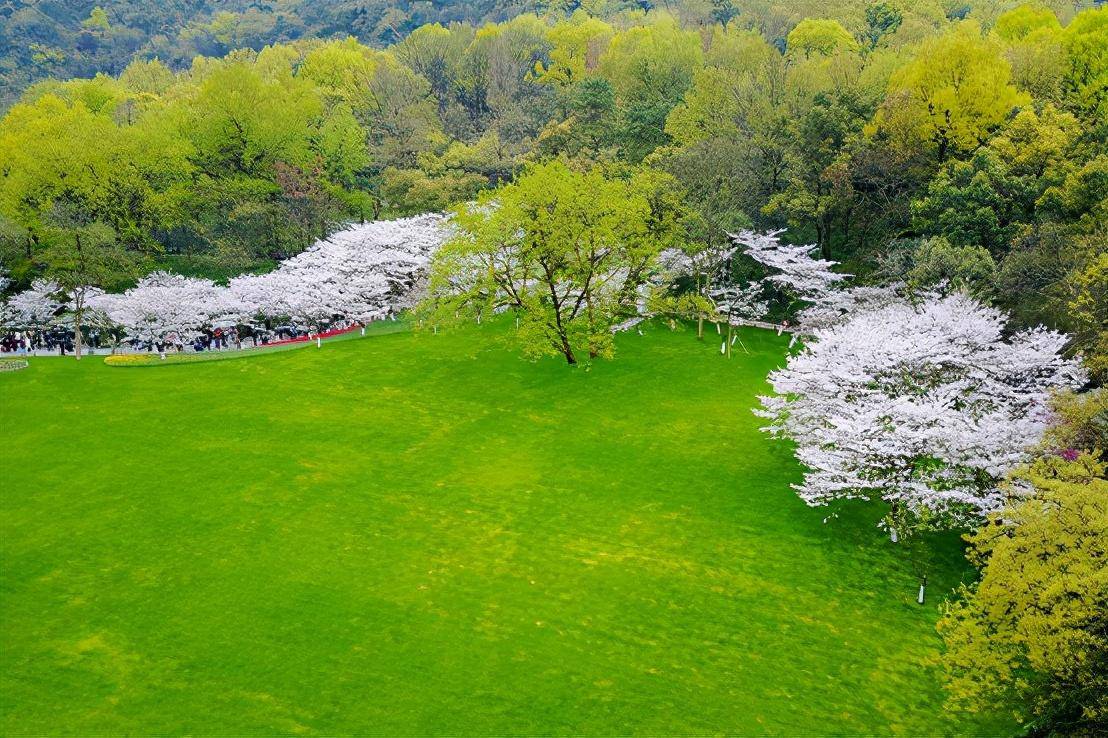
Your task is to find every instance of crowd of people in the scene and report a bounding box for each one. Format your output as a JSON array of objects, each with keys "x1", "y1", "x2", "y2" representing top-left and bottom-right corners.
[
  {"x1": 1, "y1": 320, "x2": 352, "y2": 357},
  {"x1": 0, "y1": 328, "x2": 103, "y2": 355}
]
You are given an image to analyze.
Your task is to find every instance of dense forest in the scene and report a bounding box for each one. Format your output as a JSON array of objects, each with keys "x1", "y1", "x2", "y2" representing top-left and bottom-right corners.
[
  {"x1": 0, "y1": 0, "x2": 1105, "y2": 378},
  {"x1": 1, "y1": 0, "x2": 525, "y2": 105}
]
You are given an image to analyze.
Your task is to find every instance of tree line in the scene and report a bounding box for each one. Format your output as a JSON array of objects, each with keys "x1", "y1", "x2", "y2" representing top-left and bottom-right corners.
[{"x1": 1, "y1": 2, "x2": 1104, "y2": 378}]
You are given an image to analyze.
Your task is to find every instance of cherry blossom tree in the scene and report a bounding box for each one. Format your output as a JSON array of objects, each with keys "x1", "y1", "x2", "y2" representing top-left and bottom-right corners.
[
  {"x1": 3, "y1": 215, "x2": 452, "y2": 349},
  {"x1": 708, "y1": 281, "x2": 769, "y2": 356},
  {"x1": 660, "y1": 230, "x2": 845, "y2": 343},
  {"x1": 95, "y1": 272, "x2": 230, "y2": 343},
  {"x1": 230, "y1": 213, "x2": 448, "y2": 326},
  {"x1": 732, "y1": 229, "x2": 848, "y2": 307},
  {"x1": 756, "y1": 291, "x2": 1087, "y2": 539},
  {"x1": 1, "y1": 279, "x2": 63, "y2": 329}
]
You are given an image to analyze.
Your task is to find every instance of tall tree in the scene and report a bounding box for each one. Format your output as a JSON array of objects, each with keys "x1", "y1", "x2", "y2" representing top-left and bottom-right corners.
[
  {"x1": 756, "y1": 289, "x2": 1086, "y2": 536},
  {"x1": 870, "y1": 22, "x2": 1028, "y2": 162},
  {"x1": 423, "y1": 162, "x2": 687, "y2": 365}
]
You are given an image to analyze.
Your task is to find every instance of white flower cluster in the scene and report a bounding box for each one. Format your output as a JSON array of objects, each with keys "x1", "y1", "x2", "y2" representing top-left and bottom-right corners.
[
  {"x1": 2, "y1": 214, "x2": 451, "y2": 341},
  {"x1": 756, "y1": 290, "x2": 1085, "y2": 526},
  {"x1": 732, "y1": 230, "x2": 848, "y2": 303},
  {"x1": 717, "y1": 230, "x2": 1086, "y2": 529},
  {"x1": 1, "y1": 279, "x2": 64, "y2": 326}
]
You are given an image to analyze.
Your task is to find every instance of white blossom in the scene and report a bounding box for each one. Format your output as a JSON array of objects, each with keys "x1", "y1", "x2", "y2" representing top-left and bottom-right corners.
[
  {"x1": 1, "y1": 279, "x2": 63, "y2": 328},
  {"x1": 229, "y1": 213, "x2": 449, "y2": 325},
  {"x1": 756, "y1": 291, "x2": 1086, "y2": 528},
  {"x1": 95, "y1": 272, "x2": 229, "y2": 341},
  {"x1": 732, "y1": 230, "x2": 848, "y2": 303},
  {"x1": 2, "y1": 214, "x2": 452, "y2": 341},
  {"x1": 709, "y1": 281, "x2": 769, "y2": 324}
]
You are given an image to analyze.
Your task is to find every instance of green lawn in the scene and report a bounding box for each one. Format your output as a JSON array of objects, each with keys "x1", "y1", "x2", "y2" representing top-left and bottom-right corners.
[{"x1": 0, "y1": 321, "x2": 1003, "y2": 736}]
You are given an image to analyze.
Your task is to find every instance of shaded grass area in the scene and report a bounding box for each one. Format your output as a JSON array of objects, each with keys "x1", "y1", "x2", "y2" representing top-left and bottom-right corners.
[{"x1": 0, "y1": 321, "x2": 1002, "y2": 735}]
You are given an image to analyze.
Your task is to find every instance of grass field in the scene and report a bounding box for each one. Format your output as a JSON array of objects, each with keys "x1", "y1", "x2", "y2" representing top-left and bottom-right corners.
[{"x1": 0, "y1": 321, "x2": 1003, "y2": 736}]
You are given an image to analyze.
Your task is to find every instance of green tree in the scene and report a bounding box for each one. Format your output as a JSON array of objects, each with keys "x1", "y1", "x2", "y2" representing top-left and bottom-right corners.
[
  {"x1": 996, "y1": 6, "x2": 1066, "y2": 104},
  {"x1": 535, "y1": 77, "x2": 618, "y2": 159},
  {"x1": 870, "y1": 22, "x2": 1029, "y2": 161},
  {"x1": 1064, "y1": 250, "x2": 1108, "y2": 384},
  {"x1": 189, "y1": 61, "x2": 322, "y2": 177},
  {"x1": 41, "y1": 222, "x2": 139, "y2": 360},
  {"x1": 911, "y1": 150, "x2": 1026, "y2": 253},
  {"x1": 598, "y1": 15, "x2": 704, "y2": 162},
  {"x1": 664, "y1": 30, "x2": 792, "y2": 221},
  {"x1": 906, "y1": 236, "x2": 997, "y2": 294},
  {"x1": 1061, "y1": 6, "x2": 1108, "y2": 122},
  {"x1": 81, "y1": 7, "x2": 111, "y2": 33},
  {"x1": 938, "y1": 453, "x2": 1108, "y2": 735},
  {"x1": 993, "y1": 3, "x2": 1060, "y2": 43},
  {"x1": 1043, "y1": 389, "x2": 1108, "y2": 459},
  {"x1": 763, "y1": 92, "x2": 867, "y2": 256},
  {"x1": 786, "y1": 19, "x2": 858, "y2": 59},
  {"x1": 423, "y1": 162, "x2": 686, "y2": 365},
  {"x1": 864, "y1": 2, "x2": 904, "y2": 50},
  {"x1": 532, "y1": 11, "x2": 612, "y2": 87}
]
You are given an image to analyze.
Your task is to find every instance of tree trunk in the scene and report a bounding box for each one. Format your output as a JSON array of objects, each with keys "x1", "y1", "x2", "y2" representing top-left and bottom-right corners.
[
  {"x1": 560, "y1": 335, "x2": 577, "y2": 365},
  {"x1": 697, "y1": 314, "x2": 704, "y2": 339},
  {"x1": 74, "y1": 307, "x2": 83, "y2": 361},
  {"x1": 726, "y1": 323, "x2": 733, "y2": 358}
]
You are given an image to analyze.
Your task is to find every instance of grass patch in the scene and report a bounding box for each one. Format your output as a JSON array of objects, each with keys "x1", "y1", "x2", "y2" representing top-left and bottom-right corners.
[{"x1": 0, "y1": 320, "x2": 1004, "y2": 735}]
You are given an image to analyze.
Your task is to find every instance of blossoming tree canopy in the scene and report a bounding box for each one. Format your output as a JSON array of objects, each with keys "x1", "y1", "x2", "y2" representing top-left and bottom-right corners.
[
  {"x1": 732, "y1": 230, "x2": 848, "y2": 304},
  {"x1": 1, "y1": 214, "x2": 452, "y2": 342},
  {"x1": 89, "y1": 272, "x2": 230, "y2": 341},
  {"x1": 756, "y1": 291, "x2": 1087, "y2": 529},
  {"x1": 227, "y1": 213, "x2": 448, "y2": 326},
  {"x1": 2, "y1": 279, "x2": 63, "y2": 327}
]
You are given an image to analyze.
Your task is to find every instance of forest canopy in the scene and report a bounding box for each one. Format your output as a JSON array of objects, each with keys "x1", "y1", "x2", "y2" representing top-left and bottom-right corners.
[{"x1": 0, "y1": 0, "x2": 1105, "y2": 378}]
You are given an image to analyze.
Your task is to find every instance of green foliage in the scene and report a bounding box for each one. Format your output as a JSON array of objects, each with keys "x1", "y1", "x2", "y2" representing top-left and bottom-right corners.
[
  {"x1": 0, "y1": 1, "x2": 1104, "y2": 378},
  {"x1": 1061, "y1": 6, "x2": 1108, "y2": 121},
  {"x1": 598, "y1": 15, "x2": 703, "y2": 162},
  {"x1": 864, "y1": 2, "x2": 904, "y2": 49},
  {"x1": 1043, "y1": 389, "x2": 1108, "y2": 459},
  {"x1": 872, "y1": 22, "x2": 1028, "y2": 161},
  {"x1": 787, "y1": 19, "x2": 858, "y2": 58},
  {"x1": 911, "y1": 151, "x2": 1026, "y2": 253},
  {"x1": 82, "y1": 7, "x2": 112, "y2": 32},
  {"x1": 939, "y1": 453, "x2": 1108, "y2": 735},
  {"x1": 1064, "y1": 249, "x2": 1108, "y2": 383},
  {"x1": 994, "y1": 3, "x2": 1061, "y2": 42},
  {"x1": 424, "y1": 162, "x2": 687, "y2": 364},
  {"x1": 903, "y1": 237, "x2": 998, "y2": 294}
]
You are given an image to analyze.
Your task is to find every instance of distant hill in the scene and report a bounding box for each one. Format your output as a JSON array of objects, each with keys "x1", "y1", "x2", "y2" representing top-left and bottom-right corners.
[{"x1": 0, "y1": 0, "x2": 542, "y2": 106}]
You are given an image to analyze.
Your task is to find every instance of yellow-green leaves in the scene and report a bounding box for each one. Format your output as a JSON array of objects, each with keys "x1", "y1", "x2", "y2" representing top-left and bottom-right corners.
[
  {"x1": 938, "y1": 453, "x2": 1108, "y2": 732},
  {"x1": 871, "y1": 22, "x2": 1029, "y2": 160},
  {"x1": 424, "y1": 162, "x2": 686, "y2": 365},
  {"x1": 786, "y1": 19, "x2": 858, "y2": 59}
]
